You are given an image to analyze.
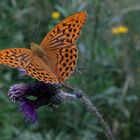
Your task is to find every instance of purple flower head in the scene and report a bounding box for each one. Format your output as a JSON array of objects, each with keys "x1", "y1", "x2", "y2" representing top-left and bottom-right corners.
[
  {"x1": 8, "y1": 84, "x2": 30, "y2": 101},
  {"x1": 19, "y1": 98, "x2": 37, "y2": 123},
  {"x1": 8, "y1": 82, "x2": 62, "y2": 123}
]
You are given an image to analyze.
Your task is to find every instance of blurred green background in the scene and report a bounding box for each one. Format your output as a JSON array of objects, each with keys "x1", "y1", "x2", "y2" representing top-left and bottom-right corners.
[{"x1": 0, "y1": 0, "x2": 140, "y2": 140}]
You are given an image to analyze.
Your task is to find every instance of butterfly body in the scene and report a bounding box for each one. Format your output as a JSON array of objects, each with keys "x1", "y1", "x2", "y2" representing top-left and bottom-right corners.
[
  {"x1": 31, "y1": 42, "x2": 56, "y2": 74},
  {"x1": 0, "y1": 11, "x2": 87, "y2": 83},
  {"x1": 31, "y1": 42, "x2": 45, "y2": 58}
]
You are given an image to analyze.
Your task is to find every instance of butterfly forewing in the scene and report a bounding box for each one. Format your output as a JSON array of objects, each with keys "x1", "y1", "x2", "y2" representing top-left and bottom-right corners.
[
  {"x1": 0, "y1": 48, "x2": 33, "y2": 68},
  {"x1": 40, "y1": 11, "x2": 87, "y2": 82},
  {"x1": 40, "y1": 11, "x2": 87, "y2": 49}
]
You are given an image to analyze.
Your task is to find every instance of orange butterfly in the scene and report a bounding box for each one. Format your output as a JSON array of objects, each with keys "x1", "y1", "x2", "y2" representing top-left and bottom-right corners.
[{"x1": 0, "y1": 11, "x2": 87, "y2": 83}]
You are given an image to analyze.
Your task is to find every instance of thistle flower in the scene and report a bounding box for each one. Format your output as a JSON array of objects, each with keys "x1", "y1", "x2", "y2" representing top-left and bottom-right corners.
[
  {"x1": 8, "y1": 82, "x2": 62, "y2": 123},
  {"x1": 8, "y1": 84, "x2": 30, "y2": 101},
  {"x1": 19, "y1": 98, "x2": 37, "y2": 123}
]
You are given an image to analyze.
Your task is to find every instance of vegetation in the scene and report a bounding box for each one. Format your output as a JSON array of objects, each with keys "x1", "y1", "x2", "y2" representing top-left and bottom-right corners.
[{"x1": 0, "y1": 0, "x2": 140, "y2": 139}]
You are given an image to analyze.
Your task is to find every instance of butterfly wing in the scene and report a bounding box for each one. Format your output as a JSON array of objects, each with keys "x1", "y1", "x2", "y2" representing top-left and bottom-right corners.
[
  {"x1": 0, "y1": 48, "x2": 33, "y2": 68},
  {"x1": 40, "y1": 11, "x2": 87, "y2": 82},
  {"x1": 0, "y1": 48, "x2": 58, "y2": 83},
  {"x1": 40, "y1": 11, "x2": 87, "y2": 49},
  {"x1": 26, "y1": 55, "x2": 58, "y2": 83}
]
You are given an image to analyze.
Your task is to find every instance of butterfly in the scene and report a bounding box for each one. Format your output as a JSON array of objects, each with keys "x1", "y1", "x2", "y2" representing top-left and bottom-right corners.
[{"x1": 0, "y1": 11, "x2": 87, "y2": 83}]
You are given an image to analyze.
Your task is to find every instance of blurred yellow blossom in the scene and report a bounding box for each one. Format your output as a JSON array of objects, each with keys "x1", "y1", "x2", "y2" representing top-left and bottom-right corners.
[
  {"x1": 112, "y1": 25, "x2": 128, "y2": 34},
  {"x1": 51, "y1": 11, "x2": 60, "y2": 19}
]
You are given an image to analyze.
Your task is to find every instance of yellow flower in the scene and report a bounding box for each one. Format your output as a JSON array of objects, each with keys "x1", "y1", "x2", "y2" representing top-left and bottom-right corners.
[
  {"x1": 112, "y1": 25, "x2": 128, "y2": 34},
  {"x1": 51, "y1": 11, "x2": 60, "y2": 19}
]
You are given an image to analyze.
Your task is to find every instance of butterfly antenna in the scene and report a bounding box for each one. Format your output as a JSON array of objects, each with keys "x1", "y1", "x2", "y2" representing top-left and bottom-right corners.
[{"x1": 32, "y1": 19, "x2": 41, "y2": 42}]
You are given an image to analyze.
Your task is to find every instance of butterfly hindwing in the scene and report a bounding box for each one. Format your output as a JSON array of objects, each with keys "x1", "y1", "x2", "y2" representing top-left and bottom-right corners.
[
  {"x1": 56, "y1": 45, "x2": 78, "y2": 82},
  {"x1": 26, "y1": 56, "x2": 59, "y2": 83}
]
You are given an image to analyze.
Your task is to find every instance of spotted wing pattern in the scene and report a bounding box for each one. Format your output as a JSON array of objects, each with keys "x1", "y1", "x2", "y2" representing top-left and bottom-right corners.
[
  {"x1": 56, "y1": 45, "x2": 78, "y2": 82},
  {"x1": 40, "y1": 11, "x2": 87, "y2": 82},
  {"x1": 26, "y1": 56, "x2": 58, "y2": 83}
]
